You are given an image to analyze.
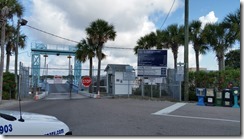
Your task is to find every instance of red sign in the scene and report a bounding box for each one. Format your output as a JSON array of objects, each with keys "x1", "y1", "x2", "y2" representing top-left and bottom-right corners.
[{"x1": 82, "y1": 76, "x2": 92, "y2": 87}]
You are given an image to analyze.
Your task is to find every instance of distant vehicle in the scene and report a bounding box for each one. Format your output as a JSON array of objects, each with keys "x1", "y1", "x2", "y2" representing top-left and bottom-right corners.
[{"x1": 0, "y1": 110, "x2": 72, "y2": 135}]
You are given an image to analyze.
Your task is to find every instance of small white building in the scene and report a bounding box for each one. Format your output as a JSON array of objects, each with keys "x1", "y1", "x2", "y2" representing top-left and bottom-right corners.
[{"x1": 104, "y1": 64, "x2": 135, "y2": 96}]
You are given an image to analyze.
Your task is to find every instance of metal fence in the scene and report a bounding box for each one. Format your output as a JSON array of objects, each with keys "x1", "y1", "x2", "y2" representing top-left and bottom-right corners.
[
  {"x1": 17, "y1": 66, "x2": 181, "y2": 101},
  {"x1": 19, "y1": 62, "x2": 30, "y2": 98},
  {"x1": 78, "y1": 68, "x2": 181, "y2": 101}
]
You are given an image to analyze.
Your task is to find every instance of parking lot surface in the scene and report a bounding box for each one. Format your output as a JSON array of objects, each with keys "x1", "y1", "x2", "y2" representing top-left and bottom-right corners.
[{"x1": 1, "y1": 97, "x2": 241, "y2": 136}]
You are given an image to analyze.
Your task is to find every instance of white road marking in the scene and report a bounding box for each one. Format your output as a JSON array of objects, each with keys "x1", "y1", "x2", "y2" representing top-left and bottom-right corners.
[
  {"x1": 152, "y1": 103, "x2": 240, "y2": 123},
  {"x1": 158, "y1": 114, "x2": 240, "y2": 123},
  {"x1": 152, "y1": 103, "x2": 187, "y2": 115}
]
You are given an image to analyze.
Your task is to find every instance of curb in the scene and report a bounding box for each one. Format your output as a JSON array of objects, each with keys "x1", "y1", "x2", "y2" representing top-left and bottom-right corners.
[{"x1": 78, "y1": 91, "x2": 101, "y2": 98}]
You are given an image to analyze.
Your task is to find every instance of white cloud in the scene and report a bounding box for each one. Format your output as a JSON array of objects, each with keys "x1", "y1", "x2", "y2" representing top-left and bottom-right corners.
[
  {"x1": 199, "y1": 11, "x2": 218, "y2": 28},
  {"x1": 21, "y1": 0, "x2": 183, "y2": 75}
]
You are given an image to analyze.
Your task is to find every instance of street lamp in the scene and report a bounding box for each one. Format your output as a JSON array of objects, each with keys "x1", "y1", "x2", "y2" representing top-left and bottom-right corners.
[{"x1": 15, "y1": 18, "x2": 28, "y2": 99}]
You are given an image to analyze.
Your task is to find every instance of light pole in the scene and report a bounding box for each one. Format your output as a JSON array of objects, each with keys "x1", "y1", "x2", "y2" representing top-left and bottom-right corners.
[
  {"x1": 43, "y1": 54, "x2": 48, "y2": 82},
  {"x1": 15, "y1": 18, "x2": 28, "y2": 100},
  {"x1": 67, "y1": 55, "x2": 72, "y2": 99},
  {"x1": 184, "y1": 0, "x2": 189, "y2": 101}
]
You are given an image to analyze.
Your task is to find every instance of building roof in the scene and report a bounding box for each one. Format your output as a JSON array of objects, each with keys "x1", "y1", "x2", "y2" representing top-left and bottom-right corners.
[{"x1": 104, "y1": 64, "x2": 132, "y2": 72}]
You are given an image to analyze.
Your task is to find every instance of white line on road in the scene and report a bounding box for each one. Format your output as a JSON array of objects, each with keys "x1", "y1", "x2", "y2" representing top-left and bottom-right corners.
[
  {"x1": 158, "y1": 114, "x2": 240, "y2": 123},
  {"x1": 152, "y1": 103, "x2": 240, "y2": 123},
  {"x1": 152, "y1": 103, "x2": 187, "y2": 115}
]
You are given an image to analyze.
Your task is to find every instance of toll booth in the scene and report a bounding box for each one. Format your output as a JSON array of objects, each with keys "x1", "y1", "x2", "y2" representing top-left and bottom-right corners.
[{"x1": 104, "y1": 64, "x2": 135, "y2": 96}]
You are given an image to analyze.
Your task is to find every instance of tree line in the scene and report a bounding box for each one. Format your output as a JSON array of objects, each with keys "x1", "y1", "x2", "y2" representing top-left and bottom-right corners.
[
  {"x1": 133, "y1": 9, "x2": 240, "y2": 72},
  {"x1": 0, "y1": 0, "x2": 240, "y2": 101}
]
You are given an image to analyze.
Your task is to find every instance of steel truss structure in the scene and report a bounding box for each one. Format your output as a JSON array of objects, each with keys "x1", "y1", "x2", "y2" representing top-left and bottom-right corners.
[{"x1": 31, "y1": 42, "x2": 81, "y2": 87}]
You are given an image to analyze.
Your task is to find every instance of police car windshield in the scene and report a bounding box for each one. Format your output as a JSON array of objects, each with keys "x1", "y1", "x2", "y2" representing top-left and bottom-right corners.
[{"x1": 0, "y1": 113, "x2": 17, "y2": 121}]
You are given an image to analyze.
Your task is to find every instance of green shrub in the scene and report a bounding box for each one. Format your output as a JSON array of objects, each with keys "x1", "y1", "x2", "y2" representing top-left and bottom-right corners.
[
  {"x1": 188, "y1": 69, "x2": 240, "y2": 101},
  {"x1": 2, "y1": 91, "x2": 11, "y2": 100},
  {"x1": 3, "y1": 72, "x2": 16, "y2": 100}
]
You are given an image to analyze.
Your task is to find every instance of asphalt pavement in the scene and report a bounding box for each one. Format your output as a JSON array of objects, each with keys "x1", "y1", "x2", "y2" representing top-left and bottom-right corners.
[{"x1": 1, "y1": 97, "x2": 241, "y2": 136}]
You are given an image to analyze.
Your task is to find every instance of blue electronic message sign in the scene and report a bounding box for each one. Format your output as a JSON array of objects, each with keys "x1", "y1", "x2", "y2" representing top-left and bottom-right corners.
[{"x1": 137, "y1": 49, "x2": 167, "y2": 67}]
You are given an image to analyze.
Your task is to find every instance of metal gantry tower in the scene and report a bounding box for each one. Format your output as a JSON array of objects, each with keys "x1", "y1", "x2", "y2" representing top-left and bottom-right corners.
[{"x1": 31, "y1": 42, "x2": 81, "y2": 87}]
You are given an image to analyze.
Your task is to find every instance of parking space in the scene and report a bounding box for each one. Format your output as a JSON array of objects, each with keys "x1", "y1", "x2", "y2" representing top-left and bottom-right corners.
[{"x1": 152, "y1": 102, "x2": 240, "y2": 123}]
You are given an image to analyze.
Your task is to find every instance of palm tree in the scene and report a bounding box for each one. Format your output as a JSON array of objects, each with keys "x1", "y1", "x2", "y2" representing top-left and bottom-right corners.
[
  {"x1": 223, "y1": 9, "x2": 240, "y2": 42},
  {"x1": 0, "y1": 0, "x2": 24, "y2": 101},
  {"x1": 0, "y1": 0, "x2": 24, "y2": 19},
  {"x1": 1, "y1": 0, "x2": 25, "y2": 72},
  {"x1": 85, "y1": 19, "x2": 116, "y2": 96},
  {"x1": 5, "y1": 24, "x2": 26, "y2": 72},
  {"x1": 75, "y1": 38, "x2": 106, "y2": 93},
  {"x1": 203, "y1": 23, "x2": 236, "y2": 71},
  {"x1": 157, "y1": 24, "x2": 184, "y2": 69},
  {"x1": 133, "y1": 32, "x2": 157, "y2": 54},
  {"x1": 189, "y1": 20, "x2": 209, "y2": 72}
]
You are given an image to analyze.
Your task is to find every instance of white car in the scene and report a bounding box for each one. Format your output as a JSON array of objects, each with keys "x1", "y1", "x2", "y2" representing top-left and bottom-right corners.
[{"x1": 0, "y1": 110, "x2": 72, "y2": 135}]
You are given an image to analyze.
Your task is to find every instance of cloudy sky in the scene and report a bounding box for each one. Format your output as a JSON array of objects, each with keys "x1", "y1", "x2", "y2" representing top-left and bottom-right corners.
[{"x1": 7, "y1": 0, "x2": 241, "y2": 76}]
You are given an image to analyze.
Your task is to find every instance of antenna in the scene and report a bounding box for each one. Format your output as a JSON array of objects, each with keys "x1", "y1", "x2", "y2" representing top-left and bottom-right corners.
[{"x1": 18, "y1": 63, "x2": 24, "y2": 122}]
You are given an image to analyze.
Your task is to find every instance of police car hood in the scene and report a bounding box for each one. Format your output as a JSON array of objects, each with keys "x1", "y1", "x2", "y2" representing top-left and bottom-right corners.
[{"x1": 0, "y1": 110, "x2": 58, "y2": 121}]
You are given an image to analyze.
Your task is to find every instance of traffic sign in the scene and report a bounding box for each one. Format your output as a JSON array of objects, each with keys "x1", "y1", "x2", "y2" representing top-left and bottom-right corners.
[
  {"x1": 138, "y1": 66, "x2": 167, "y2": 77},
  {"x1": 82, "y1": 76, "x2": 92, "y2": 87},
  {"x1": 123, "y1": 72, "x2": 135, "y2": 80},
  {"x1": 138, "y1": 49, "x2": 167, "y2": 67}
]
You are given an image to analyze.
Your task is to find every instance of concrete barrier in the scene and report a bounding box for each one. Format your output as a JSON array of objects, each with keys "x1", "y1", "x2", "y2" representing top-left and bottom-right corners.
[{"x1": 34, "y1": 91, "x2": 48, "y2": 100}]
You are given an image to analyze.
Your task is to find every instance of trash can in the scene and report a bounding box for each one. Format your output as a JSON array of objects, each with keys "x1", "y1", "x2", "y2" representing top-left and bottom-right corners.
[
  {"x1": 215, "y1": 89, "x2": 222, "y2": 106},
  {"x1": 232, "y1": 87, "x2": 240, "y2": 108},
  {"x1": 196, "y1": 88, "x2": 206, "y2": 106},
  {"x1": 205, "y1": 88, "x2": 215, "y2": 106},
  {"x1": 222, "y1": 89, "x2": 233, "y2": 107}
]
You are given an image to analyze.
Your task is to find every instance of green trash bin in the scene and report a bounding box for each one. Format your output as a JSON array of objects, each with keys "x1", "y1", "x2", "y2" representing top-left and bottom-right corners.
[{"x1": 215, "y1": 89, "x2": 222, "y2": 106}]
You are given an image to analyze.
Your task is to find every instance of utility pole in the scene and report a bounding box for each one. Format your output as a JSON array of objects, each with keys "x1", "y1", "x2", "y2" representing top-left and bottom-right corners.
[
  {"x1": 0, "y1": 6, "x2": 10, "y2": 102},
  {"x1": 184, "y1": 0, "x2": 189, "y2": 101}
]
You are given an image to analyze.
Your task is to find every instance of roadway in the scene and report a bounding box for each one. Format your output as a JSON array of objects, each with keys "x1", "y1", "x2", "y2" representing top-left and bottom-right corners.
[
  {"x1": 45, "y1": 83, "x2": 86, "y2": 100},
  {"x1": 3, "y1": 97, "x2": 241, "y2": 136}
]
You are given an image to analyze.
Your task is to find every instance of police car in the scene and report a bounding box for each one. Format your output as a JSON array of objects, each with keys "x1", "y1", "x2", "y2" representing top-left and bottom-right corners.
[{"x1": 0, "y1": 110, "x2": 72, "y2": 135}]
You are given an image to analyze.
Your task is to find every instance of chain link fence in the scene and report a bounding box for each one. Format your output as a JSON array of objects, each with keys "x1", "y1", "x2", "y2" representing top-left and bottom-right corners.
[
  {"x1": 19, "y1": 62, "x2": 30, "y2": 98},
  {"x1": 17, "y1": 65, "x2": 181, "y2": 101}
]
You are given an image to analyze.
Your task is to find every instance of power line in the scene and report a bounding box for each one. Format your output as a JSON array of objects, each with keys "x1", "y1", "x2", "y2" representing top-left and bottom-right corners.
[
  {"x1": 26, "y1": 25, "x2": 79, "y2": 44},
  {"x1": 159, "y1": 0, "x2": 176, "y2": 30},
  {"x1": 26, "y1": 25, "x2": 133, "y2": 50}
]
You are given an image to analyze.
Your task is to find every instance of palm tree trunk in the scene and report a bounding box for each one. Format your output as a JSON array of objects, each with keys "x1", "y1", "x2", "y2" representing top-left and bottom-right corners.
[
  {"x1": 195, "y1": 51, "x2": 200, "y2": 72},
  {"x1": 96, "y1": 46, "x2": 102, "y2": 96},
  {"x1": 221, "y1": 53, "x2": 225, "y2": 70},
  {"x1": 195, "y1": 50, "x2": 200, "y2": 87},
  {"x1": 89, "y1": 58, "x2": 93, "y2": 93},
  {"x1": 217, "y1": 56, "x2": 222, "y2": 71},
  {"x1": 0, "y1": 7, "x2": 8, "y2": 102},
  {"x1": 6, "y1": 53, "x2": 10, "y2": 72},
  {"x1": 173, "y1": 52, "x2": 178, "y2": 70}
]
